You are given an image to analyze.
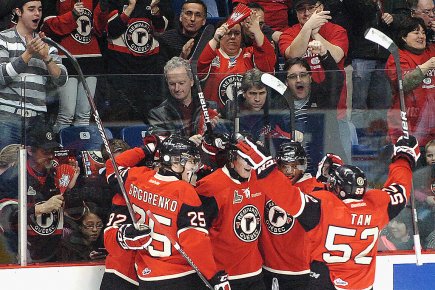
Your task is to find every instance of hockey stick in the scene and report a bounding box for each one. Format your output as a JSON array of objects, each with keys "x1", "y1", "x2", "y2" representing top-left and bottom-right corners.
[
  {"x1": 145, "y1": 210, "x2": 213, "y2": 289},
  {"x1": 261, "y1": 73, "x2": 296, "y2": 140},
  {"x1": 364, "y1": 28, "x2": 423, "y2": 265},
  {"x1": 42, "y1": 37, "x2": 140, "y2": 228},
  {"x1": 190, "y1": 25, "x2": 215, "y2": 137}
]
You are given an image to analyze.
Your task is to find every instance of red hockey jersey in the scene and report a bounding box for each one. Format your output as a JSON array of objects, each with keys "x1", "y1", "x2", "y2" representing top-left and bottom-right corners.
[
  {"x1": 105, "y1": 148, "x2": 219, "y2": 282},
  {"x1": 305, "y1": 159, "x2": 413, "y2": 290},
  {"x1": 196, "y1": 166, "x2": 305, "y2": 280},
  {"x1": 41, "y1": 0, "x2": 101, "y2": 58},
  {"x1": 197, "y1": 40, "x2": 276, "y2": 110},
  {"x1": 386, "y1": 45, "x2": 435, "y2": 146},
  {"x1": 259, "y1": 174, "x2": 323, "y2": 275},
  {"x1": 279, "y1": 22, "x2": 349, "y2": 119}
]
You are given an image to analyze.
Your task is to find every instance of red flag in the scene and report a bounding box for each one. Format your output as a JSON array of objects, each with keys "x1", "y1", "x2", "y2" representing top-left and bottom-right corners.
[
  {"x1": 55, "y1": 164, "x2": 75, "y2": 195},
  {"x1": 226, "y1": 4, "x2": 252, "y2": 29}
]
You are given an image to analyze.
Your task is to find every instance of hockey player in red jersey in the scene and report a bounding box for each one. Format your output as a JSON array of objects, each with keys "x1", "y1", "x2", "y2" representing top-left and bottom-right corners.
[
  {"x1": 297, "y1": 135, "x2": 421, "y2": 290},
  {"x1": 103, "y1": 135, "x2": 230, "y2": 290},
  {"x1": 196, "y1": 135, "x2": 309, "y2": 290},
  {"x1": 260, "y1": 141, "x2": 327, "y2": 290}
]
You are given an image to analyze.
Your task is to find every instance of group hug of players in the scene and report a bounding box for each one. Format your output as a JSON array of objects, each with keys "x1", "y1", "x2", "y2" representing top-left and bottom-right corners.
[{"x1": 99, "y1": 131, "x2": 420, "y2": 290}]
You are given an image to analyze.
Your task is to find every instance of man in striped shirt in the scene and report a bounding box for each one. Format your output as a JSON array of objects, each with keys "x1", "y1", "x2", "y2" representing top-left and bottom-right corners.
[{"x1": 0, "y1": 0, "x2": 67, "y2": 149}]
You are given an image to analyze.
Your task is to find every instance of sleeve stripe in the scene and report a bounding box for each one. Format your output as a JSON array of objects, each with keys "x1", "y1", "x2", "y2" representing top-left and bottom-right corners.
[
  {"x1": 177, "y1": 226, "x2": 209, "y2": 238},
  {"x1": 292, "y1": 189, "x2": 306, "y2": 218}
]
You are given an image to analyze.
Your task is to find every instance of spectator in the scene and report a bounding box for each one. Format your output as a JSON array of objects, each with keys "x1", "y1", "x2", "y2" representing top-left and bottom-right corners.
[
  {"x1": 59, "y1": 201, "x2": 106, "y2": 262},
  {"x1": 409, "y1": 0, "x2": 435, "y2": 42},
  {"x1": 0, "y1": 124, "x2": 79, "y2": 262},
  {"x1": 0, "y1": 144, "x2": 20, "y2": 175},
  {"x1": 346, "y1": 0, "x2": 396, "y2": 131},
  {"x1": 386, "y1": 17, "x2": 435, "y2": 147},
  {"x1": 283, "y1": 40, "x2": 347, "y2": 169},
  {"x1": 103, "y1": 0, "x2": 167, "y2": 122},
  {"x1": 278, "y1": 0, "x2": 351, "y2": 162},
  {"x1": 197, "y1": 16, "x2": 276, "y2": 112},
  {"x1": 40, "y1": 0, "x2": 103, "y2": 133},
  {"x1": 237, "y1": 68, "x2": 291, "y2": 155},
  {"x1": 379, "y1": 208, "x2": 415, "y2": 251},
  {"x1": 158, "y1": 0, "x2": 207, "y2": 60},
  {"x1": 241, "y1": 3, "x2": 281, "y2": 46},
  {"x1": 0, "y1": 0, "x2": 68, "y2": 150},
  {"x1": 232, "y1": 0, "x2": 293, "y2": 32},
  {"x1": 148, "y1": 57, "x2": 223, "y2": 144},
  {"x1": 413, "y1": 140, "x2": 435, "y2": 238}
]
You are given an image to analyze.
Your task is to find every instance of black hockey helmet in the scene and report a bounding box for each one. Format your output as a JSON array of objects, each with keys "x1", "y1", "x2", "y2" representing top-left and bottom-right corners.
[
  {"x1": 329, "y1": 165, "x2": 367, "y2": 200},
  {"x1": 159, "y1": 135, "x2": 200, "y2": 167},
  {"x1": 276, "y1": 141, "x2": 307, "y2": 172}
]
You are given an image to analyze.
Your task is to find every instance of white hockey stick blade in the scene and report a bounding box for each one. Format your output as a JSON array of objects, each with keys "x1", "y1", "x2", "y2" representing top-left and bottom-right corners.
[
  {"x1": 261, "y1": 73, "x2": 287, "y2": 95},
  {"x1": 364, "y1": 28, "x2": 394, "y2": 51}
]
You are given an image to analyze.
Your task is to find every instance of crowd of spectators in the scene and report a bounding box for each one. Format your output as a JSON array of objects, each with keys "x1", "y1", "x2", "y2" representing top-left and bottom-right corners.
[{"x1": 0, "y1": 0, "x2": 433, "y2": 266}]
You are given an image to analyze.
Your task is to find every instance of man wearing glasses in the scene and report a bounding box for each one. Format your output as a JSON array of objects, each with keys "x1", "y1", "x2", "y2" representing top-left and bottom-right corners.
[
  {"x1": 283, "y1": 40, "x2": 346, "y2": 172},
  {"x1": 279, "y1": 0, "x2": 350, "y2": 162},
  {"x1": 409, "y1": 0, "x2": 435, "y2": 42},
  {"x1": 158, "y1": 0, "x2": 207, "y2": 60}
]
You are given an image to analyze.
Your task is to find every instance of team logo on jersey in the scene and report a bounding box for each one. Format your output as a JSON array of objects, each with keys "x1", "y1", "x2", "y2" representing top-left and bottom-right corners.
[
  {"x1": 243, "y1": 188, "x2": 251, "y2": 198},
  {"x1": 218, "y1": 74, "x2": 243, "y2": 105},
  {"x1": 422, "y1": 77, "x2": 432, "y2": 86},
  {"x1": 29, "y1": 201, "x2": 62, "y2": 236},
  {"x1": 233, "y1": 190, "x2": 243, "y2": 204},
  {"x1": 27, "y1": 186, "x2": 36, "y2": 196},
  {"x1": 264, "y1": 200, "x2": 294, "y2": 235},
  {"x1": 142, "y1": 268, "x2": 151, "y2": 275},
  {"x1": 233, "y1": 205, "x2": 261, "y2": 242},
  {"x1": 71, "y1": 8, "x2": 93, "y2": 44},
  {"x1": 124, "y1": 20, "x2": 153, "y2": 54}
]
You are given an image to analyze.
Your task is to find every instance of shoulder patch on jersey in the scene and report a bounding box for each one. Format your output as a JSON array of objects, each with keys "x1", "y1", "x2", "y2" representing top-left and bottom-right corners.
[
  {"x1": 264, "y1": 200, "x2": 294, "y2": 235},
  {"x1": 233, "y1": 190, "x2": 243, "y2": 204},
  {"x1": 233, "y1": 205, "x2": 261, "y2": 242}
]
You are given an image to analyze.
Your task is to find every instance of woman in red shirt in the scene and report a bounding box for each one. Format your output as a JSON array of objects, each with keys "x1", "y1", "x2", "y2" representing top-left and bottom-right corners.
[{"x1": 386, "y1": 17, "x2": 435, "y2": 146}]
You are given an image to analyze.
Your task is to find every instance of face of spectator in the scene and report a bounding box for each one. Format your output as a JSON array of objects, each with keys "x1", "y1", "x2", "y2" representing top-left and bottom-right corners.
[
  {"x1": 81, "y1": 213, "x2": 103, "y2": 243},
  {"x1": 16, "y1": 1, "x2": 42, "y2": 33},
  {"x1": 402, "y1": 25, "x2": 427, "y2": 51},
  {"x1": 412, "y1": 0, "x2": 435, "y2": 28},
  {"x1": 426, "y1": 144, "x2": 435, "y2": 165},
  {"x1": 220, "y1": 24, "x2": 242, "y2": 56},
  {"x1": 166, "y1": 66, "x2": 194, "y2": 106},
  {"x1": 278, "y1": 161, "x2": 304, "y2": 184},
  {"x1": 180, "y1": 3, "x2": 206, "y2": 37},
  {"x1": 243, "y1": 8, "x2": 265, "y2": 39},
  {"x1": 296, "y1": 1, "x2": 323, "y2": 26},
  {"x1": 286, "y1": 64, "x2": 312, "y2": 100},
  {"x1": 388, "y1": 220, "x2": 409, "y2": 241},
  {"x1": 233, "y1": 155, "x2": 252, "y2": 179},
  {"x1": 28, "y1": 147, "x2": 55, "y2": 172},
  {"x1": 243, "y1": 85, "x2": 267, "y2": 112}
]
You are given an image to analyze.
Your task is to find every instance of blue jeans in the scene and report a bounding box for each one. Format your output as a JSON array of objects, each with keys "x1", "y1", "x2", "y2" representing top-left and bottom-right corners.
[
  {"x1": 351, "y1": 59, "x2": 392, "y2": 129},
  {"x1": 0, "y1": 112, "x2": 45, "y2": 149}
]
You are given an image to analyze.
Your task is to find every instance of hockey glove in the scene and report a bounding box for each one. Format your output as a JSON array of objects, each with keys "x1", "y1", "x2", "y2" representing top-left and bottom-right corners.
[
  {"x1": 142, "y1": 133, "x2": 163, "y2": 156},
  {"x1": 236, "y1": 137, "x2": 272, "y2": 170},
  {"x1": 392, "y1": 135, "x2": 420, "y2": 169},
  {"x1": 202, "y1": 133, "x2": 230, "y2": 155},
  {"x1": 316, "y1": 153, "x2": 344, "y2": 183},
  {"x1": 117, "y1": 224, "x2": 152, "y2": 250},
  {"x1": 209, "y1": 271, "x2": 231, "y2": 290}
]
